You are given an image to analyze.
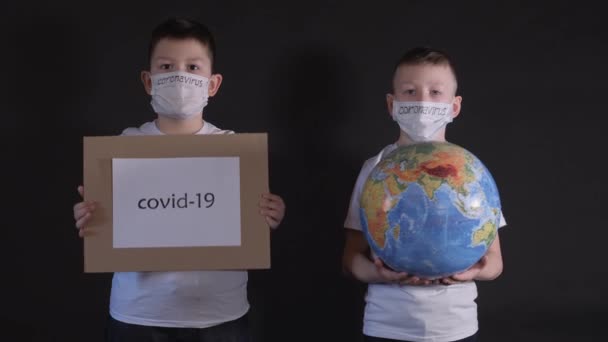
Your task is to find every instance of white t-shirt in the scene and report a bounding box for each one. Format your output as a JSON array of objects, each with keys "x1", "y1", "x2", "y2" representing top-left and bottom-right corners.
[
  {"x1": 344, "y1": 143, "x2": 507, "y2": 342},
  {"x1": 109, "y1": 120, "x2": 249, "y2": 328}
]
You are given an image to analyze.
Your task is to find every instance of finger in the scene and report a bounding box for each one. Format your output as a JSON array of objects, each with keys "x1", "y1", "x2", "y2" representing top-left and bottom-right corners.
[
  {"x1": 262, "y1": 194, "x2": 285, "y2": 206},
  {"x1": 407, "y1": 276, "x2": 421, "y2": 284},
  {"x1": 78, "y1": 227, "x2": 95, "y2": 238},
  {"x1": 374, "y1": 258, "x2": 400, "y2": 278},
  {"x1": 76, "y1": 212, "x2": 92, "y2": 229},
  {"x1": 73, "y1": 201, "x2": 90, "y2": 212},
  {"x1": 258, "y1": 199, "x2": 284, "y2": 211},
  {"x1": 441, "y1": 277, "x2": 458, "y2": 285},
  {"x1": 375, "y1": 264, "x2": 395, "y2": 281},
  {"x1": 376, "y1": 264, "x2": 408, "y2": 281},
  {"x1": 77, "y1": 185, "x2": 84, "y2": 198},
  {"x1": 407, "y1": 277, "x2": 432, "y2": 286},
  {"x1": 452, "y1": 268, "x2": 479, "y2": 281},
  {"x1": 404, "y1": 280, "x2": 428, "y2": 286},
  {"x1": 74, "y1": 207, "x2": 90, "y2": 222},
  {"x1": 74, "y1": 201, "x2": 96, "y2": 213},
  {"x1": 395, "y1": 274, "x2": 411, "y2": 283},
  {"x1": 415, "y1": 277, "x2": 432, "y2": 286},
  {"x1": 399, "y1": 276, "x2": 416, "y2": 285},
  {"x1": 260, "y1": 207, "x2": 283, "y2": 227},
  {"x1": 260, "y1": 208, "x2": 284, "y2": 221},
  {"x1": 265, "y1": 216, "x2": 279, "y2": 229},
  {"x1": 451, "y1": 273, "x2": 468, "y2": 281},
  {"x1": 74, "y1": 203, "x2": 95, "y2": 220},
  {"x1": 379, "y1": 270, "x2": 400, "y2": 282},
  {"x1": 378, "y1": 266, "x2": 409, "y2": 282},
  {"x1": 261, "y1": 193, "x2": 283, "y2": 203}
]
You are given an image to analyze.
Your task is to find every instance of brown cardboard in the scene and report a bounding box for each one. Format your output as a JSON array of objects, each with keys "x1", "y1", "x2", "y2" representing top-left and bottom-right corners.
[{"x1": 82, "y1": 133, "x2": 270, "y2": 273}]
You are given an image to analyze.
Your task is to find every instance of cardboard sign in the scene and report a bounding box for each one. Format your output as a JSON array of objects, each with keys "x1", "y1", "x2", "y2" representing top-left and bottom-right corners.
[
  {"x1": 112, "y1": 157, "x2": 241, "y2": 248},
  {"x1": 82, "y1": 133, "x2": 270, "y2": 272}
]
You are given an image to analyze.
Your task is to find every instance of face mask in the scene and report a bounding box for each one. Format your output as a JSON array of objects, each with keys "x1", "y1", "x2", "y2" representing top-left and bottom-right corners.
[
  {"x1": 392, "y1": 101, "x2": 454, "y2": 141},
  {"x1": 150, "y1": 71, "x2": 210, "y2": 119}
]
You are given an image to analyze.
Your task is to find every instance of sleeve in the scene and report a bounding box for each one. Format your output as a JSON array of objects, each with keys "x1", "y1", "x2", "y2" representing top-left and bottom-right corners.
[
  {"x1": 498, "y1": 210, "x2": 507, "y2": 229},
  {"x1": 344, "y1": 161, "x2": 374, "y2": 230}
]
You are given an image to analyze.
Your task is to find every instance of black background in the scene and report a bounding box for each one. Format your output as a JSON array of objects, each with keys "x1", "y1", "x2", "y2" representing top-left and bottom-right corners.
[{"x1": 2, "y1": 1, "x2": 607, "y2": 341}]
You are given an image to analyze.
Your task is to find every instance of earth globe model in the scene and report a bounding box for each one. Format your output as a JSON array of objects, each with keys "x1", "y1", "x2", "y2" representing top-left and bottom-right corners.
[{"x1": 359, "y1": 141, "x2": 501, "y2": 279}]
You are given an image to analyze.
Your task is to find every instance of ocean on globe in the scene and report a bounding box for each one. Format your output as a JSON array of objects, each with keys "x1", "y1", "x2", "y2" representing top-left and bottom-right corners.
[{"x1": 359, "y1": 141, "x2": 501, "y2": 279}]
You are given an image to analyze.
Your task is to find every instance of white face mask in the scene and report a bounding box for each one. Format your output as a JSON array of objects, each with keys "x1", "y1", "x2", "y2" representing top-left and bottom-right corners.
[
  {"x1": 392, "y1": 101, "x2": 454, "y2": 141},
  {"x1": 150, "y1": 71, "x2": 210, "y2": 119}
]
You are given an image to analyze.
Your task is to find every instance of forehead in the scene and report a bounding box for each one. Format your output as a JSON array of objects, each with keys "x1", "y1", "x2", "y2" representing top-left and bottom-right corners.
[
  {"x1": 393, "y1": 63, "x2": 456, "y2": 87},
  {"x1": 151, "y1": 37, "x2": 211, "y2": 62}
]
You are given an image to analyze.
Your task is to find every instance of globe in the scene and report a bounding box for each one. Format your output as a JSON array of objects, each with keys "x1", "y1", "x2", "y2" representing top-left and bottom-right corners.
[{"x1": 360, "y1": 141, "x2": 501, "y2": 279}]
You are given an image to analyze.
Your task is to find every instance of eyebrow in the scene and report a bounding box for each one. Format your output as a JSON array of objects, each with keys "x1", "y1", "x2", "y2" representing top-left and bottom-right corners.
[{"x1": 397, "y1": 81, "x2": 447, "y2": 87}]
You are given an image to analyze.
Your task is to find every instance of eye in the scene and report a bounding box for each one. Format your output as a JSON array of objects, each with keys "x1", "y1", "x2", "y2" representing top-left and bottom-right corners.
[
  {"x1": 431, "y1": 89, "x2": 442, "y2": 96},
  {"x1": 188, "y1": 64, "x2": 200, "y2": 71},
  {"x1": 160, "y1": 64, "x2": 171, "y2": 70},
  {"x1": 402, "y1": 89, "x2": 415, "y2": 95}
]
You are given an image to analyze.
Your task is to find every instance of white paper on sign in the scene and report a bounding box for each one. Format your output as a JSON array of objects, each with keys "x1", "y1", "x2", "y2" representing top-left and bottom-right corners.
[{"x1": 112, "y1": 157, "x2": 241, "y2": 248}]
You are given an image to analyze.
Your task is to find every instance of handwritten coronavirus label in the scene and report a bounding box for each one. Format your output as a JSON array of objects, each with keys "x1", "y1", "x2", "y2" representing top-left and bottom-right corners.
[{"x1": 112, "y1": 157, "x2": 241, "y2": 248}]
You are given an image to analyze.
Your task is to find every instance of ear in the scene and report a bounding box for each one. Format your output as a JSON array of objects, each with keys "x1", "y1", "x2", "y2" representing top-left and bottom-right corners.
[
  {"x1": 386, "y1": 93, "x2": 394, "y2": 118},
  {"x1": 208, "y1": 73, "x2": 223, "y2": 97},
  {"x1": 452, "y1": 95, "x2": 462, "y2": 119},
  {"x1": 141, "y1": 71, "x2": 152, "y2": 95}
]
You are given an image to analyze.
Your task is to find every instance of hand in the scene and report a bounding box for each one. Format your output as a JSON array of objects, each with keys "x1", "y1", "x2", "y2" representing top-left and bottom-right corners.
[
  {"x1": 440, "y1": 256, "x2": 487, "y2": 285},
  {"x1": 258, "y1": 193, "x2": 285, "y2": 230},
  {"x1": 73, "y1": 185, "x2": 97, "y2": 238},
  {"x1": 373, "y1": 257, "x2": 432, "y2": 286}
]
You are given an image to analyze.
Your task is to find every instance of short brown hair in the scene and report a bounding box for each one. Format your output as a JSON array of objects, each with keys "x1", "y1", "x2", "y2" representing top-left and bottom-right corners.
[
  {"x1": 393, "y1": 47, "x2": 458, "y2": 91},
  {"x1": 148, "y1": 18, "x2": 217, "y2": 72}
]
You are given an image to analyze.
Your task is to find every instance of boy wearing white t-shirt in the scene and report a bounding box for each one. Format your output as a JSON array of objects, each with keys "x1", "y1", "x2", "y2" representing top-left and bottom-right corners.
[
  {"x1": 342, "y1": 47, "x2": 506, "y2": 342},
  {"x1": 72, "y1": 18, "x2": 285, "y2": 342}
]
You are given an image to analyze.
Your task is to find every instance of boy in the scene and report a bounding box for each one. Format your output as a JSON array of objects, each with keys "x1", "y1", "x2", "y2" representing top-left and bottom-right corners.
[
  {"x1": 72, "y1": 18, "x2": 285, "y2": 341},
  {"x1": 342, "y1": 47, "x2": 506, "y2": 342}
]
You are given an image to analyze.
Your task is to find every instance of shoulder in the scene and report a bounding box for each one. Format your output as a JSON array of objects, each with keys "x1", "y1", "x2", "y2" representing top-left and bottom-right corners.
[
  {"x1": 351, "y1": 144, "x2": 397, "y2": 188},
  {"x1": 358, "y1": 156, "x2": 377, "y2": 178},
  {"x1": 120, "y1": 127, "x2": 141, "y2": 136},
  {"x1": 360, "y1": 144, "x2": 397, "y2": 174},
  {"x1": 202, "y1": 121, "x2": 235, "y2": 135},
  {"x1": 120, "y1": 121, "x2": 158, "y2": 136},
  {"x1": 498, "y1": 211, "x2": 507, "y2": 228}
]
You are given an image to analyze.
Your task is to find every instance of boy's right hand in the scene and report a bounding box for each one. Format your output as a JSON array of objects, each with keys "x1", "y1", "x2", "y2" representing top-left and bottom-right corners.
[
  {"x1": 373, "y1": 257, "x2": 432, "y2": 286},
  {"x1": 73, "y1": 185, "x2": 96, "y2": 238}
]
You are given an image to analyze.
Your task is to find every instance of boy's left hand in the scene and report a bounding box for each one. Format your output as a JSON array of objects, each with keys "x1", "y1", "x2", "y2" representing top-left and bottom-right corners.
[
  {"x1": 258, "y1": 193, "x2": 285, "y2": 230},
  {"x1": 440, "y1": 256, "x2": 487, "y2": 285}
]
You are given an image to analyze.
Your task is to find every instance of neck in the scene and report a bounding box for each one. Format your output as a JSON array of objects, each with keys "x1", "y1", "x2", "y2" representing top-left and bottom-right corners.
[{"x1": 155, "y1": 114, "x2": 204, "y2": 135}]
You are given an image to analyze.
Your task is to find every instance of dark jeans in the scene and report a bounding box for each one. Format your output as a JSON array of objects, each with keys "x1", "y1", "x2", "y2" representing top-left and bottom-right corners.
[
  {"x1": 364, "y1": 331, "x2": 478, "y2": 342},
  {"x1": 105, "y1": 313, "x2": 251, "y2": 342}
]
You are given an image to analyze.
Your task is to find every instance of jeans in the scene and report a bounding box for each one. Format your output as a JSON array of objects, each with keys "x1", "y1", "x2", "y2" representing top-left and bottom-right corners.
[{"x1": 105, "y1": 313, "x2": 251, "y2": 342}]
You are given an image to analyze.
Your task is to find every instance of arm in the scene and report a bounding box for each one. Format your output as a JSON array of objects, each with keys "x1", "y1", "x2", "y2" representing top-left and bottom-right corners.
[
  {"x1": 474, "y1": 232, "x2": 503, "y2": 280},
  {"x1": 443, "y1": 232, "x2": 503, "y2": 284},
  {"x1": 342, "y1": 229, "x2": 382, "y2": 283},
  {"x1": 342, "y1": 229, "x2": 429, "y2": 285}
]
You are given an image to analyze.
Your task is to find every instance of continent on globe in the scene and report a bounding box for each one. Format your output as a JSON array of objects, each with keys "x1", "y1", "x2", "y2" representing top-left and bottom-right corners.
[{"x1": 359, "y1": 141, "x2": 501, "y2": 279}]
